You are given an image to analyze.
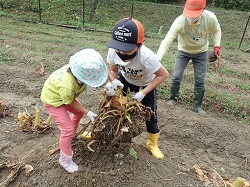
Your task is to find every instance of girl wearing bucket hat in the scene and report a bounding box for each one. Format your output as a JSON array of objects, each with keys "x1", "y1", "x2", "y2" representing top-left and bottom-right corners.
[
  {"x1": 105, "y1": 18, "x2": 170, "y2": 159},
  {"x1": 157, "y1": 0, "x2": 221, "y2": 114},
  {"x1": 41, "y1": 48, "x2": 108, "y2": 173}
]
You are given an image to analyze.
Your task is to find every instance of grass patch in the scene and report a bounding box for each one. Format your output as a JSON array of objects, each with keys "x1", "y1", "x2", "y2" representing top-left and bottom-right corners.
[
  {"x1": 0, "y1": 48, "x2": 10, "y2": 62},
  {"x1": 0, "y1": 1, "x2": 249, "y2": 124}
]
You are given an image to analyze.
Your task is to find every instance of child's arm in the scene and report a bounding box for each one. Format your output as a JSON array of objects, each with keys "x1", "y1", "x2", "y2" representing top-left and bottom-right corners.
[
  {"x1": 143, "y1": 64, "x2": 169, "y2": 95},
  {"x1": 108, "y1": 64, "x2": 123, "y2": 89},
  {"x1": 108, "y1": 64, "x2": 119, "y2": 81},
  {"x1": 69, "y1": 99, "x2": 97, "y2": 123},
  {"x1": 69, "y1": 99, "x2": 89, "y2": 114}
]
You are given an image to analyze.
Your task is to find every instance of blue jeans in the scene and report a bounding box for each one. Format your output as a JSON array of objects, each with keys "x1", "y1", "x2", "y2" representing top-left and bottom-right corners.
[{"x1": 171, "y1": 50, "x2": 208, "y2": 89}]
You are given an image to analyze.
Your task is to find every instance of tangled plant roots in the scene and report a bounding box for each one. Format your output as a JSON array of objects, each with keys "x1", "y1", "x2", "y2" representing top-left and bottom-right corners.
[{"x1": 80, "y1": 88, "x2": 152, "y2": 144}]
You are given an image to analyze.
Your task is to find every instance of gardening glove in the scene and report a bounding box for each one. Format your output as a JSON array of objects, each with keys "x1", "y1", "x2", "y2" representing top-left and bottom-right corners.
[
  {"x1": 104, "y1": 82, "x2": 115, "y2": 96},
  {"x1": 111, "y1": 79, "x2": 124, "y2": 89},
  {"x1": 86, "y1": 111, "x2": 97, "y2": 123},
  {"x1": 214, "y1": 46, "x2": 221, "y2": 57},
  {"x1": 133, "y1": 91, "x2": 146, "y2": 102}
]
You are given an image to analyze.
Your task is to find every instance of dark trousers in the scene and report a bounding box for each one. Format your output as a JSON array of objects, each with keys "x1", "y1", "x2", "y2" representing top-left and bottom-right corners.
[
  {"x1": 118, "y1": 73, "x2": 159, "y2": 134},
  {"x1": 171, "y1": 50, "x2": 208, "y2": 89}
]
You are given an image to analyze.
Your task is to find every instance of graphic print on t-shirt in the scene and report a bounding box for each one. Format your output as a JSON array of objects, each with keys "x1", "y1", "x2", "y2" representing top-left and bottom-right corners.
[{"x1": 118, "y1": 65, "x2": 143, "y2": 80}]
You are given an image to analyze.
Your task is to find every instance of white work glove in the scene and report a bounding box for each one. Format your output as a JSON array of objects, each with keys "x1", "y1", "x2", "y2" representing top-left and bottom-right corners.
[
  {"x1": 133, "y1": 91, "x2": 146, "y2": 102},
  {"x1": 86, "y1": 111, "x2": 97, "y2": 123},
  {"x1": 104, "y1": 82, "x2": 115, "y2": 96},
  {"x1": 111, "y1": 79, "x2": 124, "y2": 89}
]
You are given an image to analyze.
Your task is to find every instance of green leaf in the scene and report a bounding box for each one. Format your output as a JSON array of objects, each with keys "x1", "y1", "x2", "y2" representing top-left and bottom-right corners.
[{"x1": 129, "y1": 147, "x2": 138, "y2": 160}]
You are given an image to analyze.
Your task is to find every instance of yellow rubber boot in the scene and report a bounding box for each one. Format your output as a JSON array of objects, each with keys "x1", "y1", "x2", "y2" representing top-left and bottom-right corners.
[
  {"x1": 146, "y1": 132, "x2": 164, "y2": 159},
  {"x1": 233, "y1": 177, "x2": 249, "y2": 187},
  {"x1": 81, "y1": 131, "x2": 92, "y2": 140}
]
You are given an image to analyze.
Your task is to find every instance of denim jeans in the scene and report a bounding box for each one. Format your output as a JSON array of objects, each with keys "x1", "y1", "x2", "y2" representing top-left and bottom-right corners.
[{"x1": 171, "y1": 50, "x2": 208, "y2": 89}]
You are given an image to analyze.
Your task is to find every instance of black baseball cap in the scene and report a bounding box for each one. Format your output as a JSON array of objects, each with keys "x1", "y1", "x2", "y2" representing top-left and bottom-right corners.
[{"x1": 107, "y1": 18, "x2": 145, "y2": 52}]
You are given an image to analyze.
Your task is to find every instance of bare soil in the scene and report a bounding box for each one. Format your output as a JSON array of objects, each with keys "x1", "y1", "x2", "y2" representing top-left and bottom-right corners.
[{"x1": 0, "y1": 62, "x2": 250, "y2": 187}]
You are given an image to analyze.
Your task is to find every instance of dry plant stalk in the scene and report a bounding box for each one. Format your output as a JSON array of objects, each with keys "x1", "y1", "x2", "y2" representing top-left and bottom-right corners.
[
  {"x1": 214, "y1": 57, "x2": 221, "y2": 76},
  {"x1": 79, "y1": 88, "x2": 153, "y2": 152},
  {"x1": 190, "y1": 164, "x2": 226, "y2": 187},
  {"x1": 0, "y1": 161, "x2": 34, "y2": 186},
  {"x1": 0, "y1": 100, "x2": 13, "y2": 118},
  {"x1": 208, "y1": 52, "x2": 221, "y2": 76},
  {"x1": 0, "y1": 160, "x2": 24, "y2": 186},
  {"x1": 34, "y1": 106, "x2": 40, "y2": 126},
  {"x1": 36, "y1": 62, "x2": 45, "y2": 76}
]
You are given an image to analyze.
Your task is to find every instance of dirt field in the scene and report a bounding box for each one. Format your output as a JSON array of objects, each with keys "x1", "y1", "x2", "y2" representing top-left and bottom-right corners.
[{"x1": 0, "y1": 62, "x2": 250, "y2": 187}]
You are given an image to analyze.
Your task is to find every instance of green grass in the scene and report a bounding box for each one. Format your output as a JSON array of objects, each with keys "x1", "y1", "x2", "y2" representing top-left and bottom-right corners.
[
  {"x1": 0, "y1": 1, "x2": 249, "y2": 124},
  {"x1": 1, "y1": 1, "x2": 249, "y2": 48},
  {"x1": 0, "y1": 48, "x2": 10, "y2": 63}
]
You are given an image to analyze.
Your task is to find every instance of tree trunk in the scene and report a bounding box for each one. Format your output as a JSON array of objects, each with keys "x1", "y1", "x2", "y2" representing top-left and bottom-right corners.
[{"x1": 89, "y1": 0, "x2": 99, "y2": 22}]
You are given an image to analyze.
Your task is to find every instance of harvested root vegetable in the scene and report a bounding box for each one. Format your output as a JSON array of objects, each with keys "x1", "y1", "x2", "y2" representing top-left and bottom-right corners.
[
  {"x1": 16, "y1": 107, "x2": 52, "y2": 133},
  {"x1": 79, "y1": 88, "x2": 152, "y2": 151}
]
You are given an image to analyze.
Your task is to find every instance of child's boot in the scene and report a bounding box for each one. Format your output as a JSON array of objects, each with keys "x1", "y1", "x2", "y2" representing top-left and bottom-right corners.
[
  {"x1": 59, "y1": 151, "x2": 78, "y2": 173},
  {"x1": 146, "y1": 132, "x2": 164, "y2": 159}
]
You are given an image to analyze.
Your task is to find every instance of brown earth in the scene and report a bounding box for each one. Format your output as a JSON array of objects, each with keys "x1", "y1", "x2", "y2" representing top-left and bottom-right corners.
[{"x1": 0, "y1": 62, "x2": 250, "y2": 187}]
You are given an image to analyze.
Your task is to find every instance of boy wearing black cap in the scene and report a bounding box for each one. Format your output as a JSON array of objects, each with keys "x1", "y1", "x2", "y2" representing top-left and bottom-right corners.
[{"x1": 105, "y1": 18, "x2": 169, "y2": 159}]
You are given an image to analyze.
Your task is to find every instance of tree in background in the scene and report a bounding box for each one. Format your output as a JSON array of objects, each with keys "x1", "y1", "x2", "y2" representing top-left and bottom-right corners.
[
  {"x1": 89, "y1": 0, "x2": 98, "y2": 22},
  {"x1": 135, "y1": 0, "x2": 250, "y2": 11},
  {"x1": 214, "y1": 0, "x2": 250, "y2": 12}
]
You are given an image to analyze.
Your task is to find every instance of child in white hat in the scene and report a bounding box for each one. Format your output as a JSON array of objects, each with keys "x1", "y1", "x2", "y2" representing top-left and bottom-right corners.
[{"x1": 41, "y1": 48, "x2": 108, "y2": 173}]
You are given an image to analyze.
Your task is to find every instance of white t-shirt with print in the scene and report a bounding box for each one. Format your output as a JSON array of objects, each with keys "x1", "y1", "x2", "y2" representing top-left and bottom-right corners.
[{"x1": 107, "y1": 45, "x2": 161, "y2": 87}]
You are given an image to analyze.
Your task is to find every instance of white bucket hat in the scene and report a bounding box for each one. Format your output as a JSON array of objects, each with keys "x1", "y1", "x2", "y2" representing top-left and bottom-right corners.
[{"x1": 69, "y1": 48, "x2": 108, "y2": 87}]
